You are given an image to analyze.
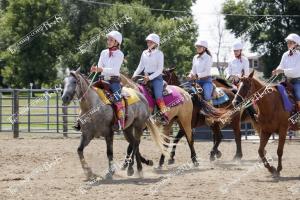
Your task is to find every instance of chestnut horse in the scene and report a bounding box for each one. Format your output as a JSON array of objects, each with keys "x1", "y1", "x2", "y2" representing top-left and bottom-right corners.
[
  {"x1": 233, "y1": 70, "x2": 297, "y2": 176},
  {"x1": 162, "y1": 68, "x2": 257, "y2": 165}
]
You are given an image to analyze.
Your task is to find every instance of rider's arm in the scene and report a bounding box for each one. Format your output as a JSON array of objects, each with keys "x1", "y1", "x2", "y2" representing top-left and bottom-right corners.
[{"x1": 133, "y1": 53, "x2": 145, "y2": 78}]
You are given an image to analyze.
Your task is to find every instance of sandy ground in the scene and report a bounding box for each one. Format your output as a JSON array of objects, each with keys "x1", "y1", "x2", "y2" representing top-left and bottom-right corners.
[{"x1": 0, "y1": 133, "x2": 300, "y2": 200}]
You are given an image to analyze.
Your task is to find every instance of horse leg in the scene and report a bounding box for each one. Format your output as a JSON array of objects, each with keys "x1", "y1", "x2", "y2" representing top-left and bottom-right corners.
[
  {"x1": 123, "y1": 126, "x2": 137, "y2": 176},
  {"x1": 210, "y1": 124, "x2": 223, "y2": 161},
  {"x1": 168, "y1": 129, "x2": 185, "y2": 165},
  {"x1": 121, "y1": 144, "x2": 133, "y2": 170},
  {"x1": 158, "y1": 122, "x2": 173, "y2": 169},
  {"x1": 258, "y1": 132, "x2": 277, "y2": 175},
  {"x1": 77, "y1": 134, "x2": 94, "y2": 180},
  {"x1": 276, "y1": 127, "x2": 287, "y2": 175},
  {"x1": 178, "y1": 118, "x2": 198, "y2": 166},
  {"x1": 104, "y1": 134, "x2": 115, "y2": 179},
  {"x1": 232, "y1": 116, "x2": 243, "y2": 160}
]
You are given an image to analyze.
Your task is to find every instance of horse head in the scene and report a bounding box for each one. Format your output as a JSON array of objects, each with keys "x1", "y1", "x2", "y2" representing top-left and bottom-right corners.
[
  {"x1": 232, "y1": 70, "x2": 256, "y2": 107},
  {"x1": 61, "y1": 67, "x2": 81, "y2": 106}
]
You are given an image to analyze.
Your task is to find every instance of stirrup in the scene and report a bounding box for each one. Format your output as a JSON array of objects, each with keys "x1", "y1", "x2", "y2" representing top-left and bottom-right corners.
[{"x1": 73, "y1": 121, "x2": 81, "y2": 131}]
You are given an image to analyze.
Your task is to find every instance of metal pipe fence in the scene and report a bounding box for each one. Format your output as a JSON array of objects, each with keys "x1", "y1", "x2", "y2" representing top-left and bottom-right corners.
[{"x1": 0, "y1": 88, "x2": 297, "y2": 140}]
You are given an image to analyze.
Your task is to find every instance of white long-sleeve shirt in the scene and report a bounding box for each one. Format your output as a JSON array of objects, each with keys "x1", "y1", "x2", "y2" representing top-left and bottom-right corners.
[
  {"x1": 97, "y1": 49, "x2": 124, "y2": 77},
  {"x1": 277, "y1": 50, "x2": 300, "y2": 78},
  {"x1": 226, "y1": 56, "x2": 249, "y2": 79},
  {"x1": 190, "y1": 52, "x2": 212, "y2": 78},
  {"x1": 133, "y1": 49, "x2": 164, "y2": 80}
]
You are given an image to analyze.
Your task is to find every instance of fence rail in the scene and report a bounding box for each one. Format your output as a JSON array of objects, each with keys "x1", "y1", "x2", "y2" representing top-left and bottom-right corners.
[{"x1": 0, "y1": 88, "x2": 297, "y2": 140}]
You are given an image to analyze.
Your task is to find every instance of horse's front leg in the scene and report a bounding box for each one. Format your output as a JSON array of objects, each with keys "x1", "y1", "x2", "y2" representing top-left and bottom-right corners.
[
  {"x1": 276, "y1": 127, "x2": 287, "y2": 176},
  {"x1": 104, "y1": 133, "x2": 115, "y2": 179},
  {"x1": 77, "y1": 134, "x2": 94, "y2": 180},
  {"x1": 258, "y1": 132, "x2": 277, "y2": 175}
]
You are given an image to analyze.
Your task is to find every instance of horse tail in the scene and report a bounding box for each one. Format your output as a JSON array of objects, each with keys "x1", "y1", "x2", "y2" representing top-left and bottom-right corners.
[
  {"x1": 198, "y1": 99, "x2": 226, "y2": 118},
  {"x1": 145, "y1": 119, "x2": 170, "y2": 156}
]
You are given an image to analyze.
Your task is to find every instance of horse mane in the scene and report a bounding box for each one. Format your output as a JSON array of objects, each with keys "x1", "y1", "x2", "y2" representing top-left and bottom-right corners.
[
  {"x1": 214, "y1": 77, "x2": 232, "y2": 88},
  {"x1": 119, "y1": 74, "x2": 139, "y2": 90}
]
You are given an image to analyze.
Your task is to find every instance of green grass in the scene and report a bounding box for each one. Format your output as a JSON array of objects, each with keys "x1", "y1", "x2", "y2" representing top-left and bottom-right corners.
[{"x1": 0, "y1": 92, "x2": 79, "y2": 132}]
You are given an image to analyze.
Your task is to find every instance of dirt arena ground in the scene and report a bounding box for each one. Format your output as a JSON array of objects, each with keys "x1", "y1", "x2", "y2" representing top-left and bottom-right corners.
[{"x1": 0, "y1": 133, "x2": 300, "y2": 200}]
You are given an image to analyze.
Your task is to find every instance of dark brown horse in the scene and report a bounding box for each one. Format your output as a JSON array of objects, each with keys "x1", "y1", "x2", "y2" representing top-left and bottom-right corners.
[
  {"x1": 162, "y1": 68, "x2": 257, "y2": 166},
  {"x1": 233, "y1": 71, "x2": 296, "y2": 176}
]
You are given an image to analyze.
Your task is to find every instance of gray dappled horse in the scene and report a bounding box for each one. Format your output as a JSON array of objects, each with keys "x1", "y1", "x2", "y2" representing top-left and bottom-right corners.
[{"x1": 61, "y1": 68, "x2": 168, "y2": 179}]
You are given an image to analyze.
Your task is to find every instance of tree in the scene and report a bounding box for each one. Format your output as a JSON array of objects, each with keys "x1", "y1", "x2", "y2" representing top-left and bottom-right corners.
[
  {"x1": 0, "y1": 0, "x2": 72, "y2": 88},
  {"x1": 223, "y1": 0, "x2": 300, "y2": 77}
]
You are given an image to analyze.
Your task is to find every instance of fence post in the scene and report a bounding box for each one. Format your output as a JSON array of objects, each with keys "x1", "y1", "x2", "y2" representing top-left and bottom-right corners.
[
  {"x1": 13, "y1": 90, "x2": 19, "y2": 138},
  {"x1": 27, "y1": 89, "x2": 31, "y2": 132},
  {"x1": 0, "y1": 92, "x2": 2, "y2": 131},
  {"x1": 56, "y1": 92, "x2": 59, "y2": 133},
  {"x1": 62, "y1": 105, "x2": 68, "y2": 137}
]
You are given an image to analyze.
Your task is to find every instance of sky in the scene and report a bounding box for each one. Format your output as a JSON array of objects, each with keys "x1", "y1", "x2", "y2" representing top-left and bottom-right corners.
[{"x1": 191, "y1": 0, "x2": 251, "y2": 62}]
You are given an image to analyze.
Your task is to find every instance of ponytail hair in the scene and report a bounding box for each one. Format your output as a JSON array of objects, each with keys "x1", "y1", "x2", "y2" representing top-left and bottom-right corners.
[{"x1": 205, "y1": 48, "x2": 212, "y2": 57}]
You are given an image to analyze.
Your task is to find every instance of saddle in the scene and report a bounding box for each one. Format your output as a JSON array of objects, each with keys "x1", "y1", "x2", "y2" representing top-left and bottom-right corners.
[
  {"x1": 93, "y1": 79, "x2": 140, "y2": 125},
  {"x1": 188, "y1": 82, "x2": 229, "y2": 106},
  {"x1": 277, "y1": 80, "x2": 299, "y2": 130},
  {"x1": 136, "y1": 78, "x2": 172, "y2": 98}
]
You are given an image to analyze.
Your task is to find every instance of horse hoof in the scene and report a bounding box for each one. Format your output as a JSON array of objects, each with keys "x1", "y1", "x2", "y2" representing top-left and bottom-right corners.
[
  {"x1": 193, "y1": 161, "x2": 200, "y2": 167},
  {"x1": 168, "y1": 159, "x2": 175, "y2": 165},
  {"x1": 121, "y1": 163, "x2": 128, "y2": 170},
  {"x1": 147, "y1": 160, "x2": 154, "y2": 166},
  {"x1": 216, "y1": 151, "x2": 222, "y2": 158},
  {"x1": 137, "y1": 170, "x2": 144, "y2": 178},
  {"x1": 127, "y1": 168, "x2": 134, "y2": 176},
  {"x1": 104, "y1": 173, "x2": 113, "y2": 180},
  {"x1": 233, "y1": 154, "x2": 242, "y2": 161},
  {"x1": 154, "y1": 165, "x2": 163, "y2": 170}
]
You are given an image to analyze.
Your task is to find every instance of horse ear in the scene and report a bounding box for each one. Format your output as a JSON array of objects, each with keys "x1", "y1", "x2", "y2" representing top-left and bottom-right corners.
[
  {"x1": 170, "y1": 66, "x2": 176, "y2": 72},
  {"x1": 248, "y1": 70, "x2": 255, "y2": 78},
  {"x1": 75, "y1": 67, "x2": 81, "y2": 73}
]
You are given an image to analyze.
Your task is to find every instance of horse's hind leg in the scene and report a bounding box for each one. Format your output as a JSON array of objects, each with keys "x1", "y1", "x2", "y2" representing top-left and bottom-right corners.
[
  {"x1": 178, "y1": 117, "x2": 198, "y2": 166},
  {"x1": 123, "y1": 126, "x2": 137, "y2": 176},
  {"x1": 121, "y1": 144, "x2": 133, "y2": 170},
  {"x1": 104, "y1": 133, "x2": 115, "y2": 179},
  {"x1": 77, "y1": 134, "x2": 94, "y2": 180},
  {"x1": 210, "y1": 124, "x2": 223, "y2": 161},
  {"x1": 121, "y1": 144, "x2": 153, "y2": 170},
  {"x1": 168, "y1": 129, "x2": 185, "y2": 165}
]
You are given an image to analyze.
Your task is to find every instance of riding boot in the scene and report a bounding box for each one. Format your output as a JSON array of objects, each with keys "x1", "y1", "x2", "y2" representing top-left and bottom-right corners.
[
  {"x1": 246, "y1": 105, "x2": 258, "y2": 122},
  {"x1": 114, "y1": 101, "x2": 125, "y2": 131},
  {"x1": 156, "y1": 98, "x2": 169, "y2": 125}
]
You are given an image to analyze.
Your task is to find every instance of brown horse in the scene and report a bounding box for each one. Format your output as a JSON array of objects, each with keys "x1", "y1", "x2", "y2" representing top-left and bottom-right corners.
[
  {"x1": 162, "y1": 68, "x2": 257, "y2": 165},
  {"x1": 233, "y1": 70, "x2": 296, "y2": 176},
  {"x1": 120, "y1": 74, "x2": 222, "y2": 168}
]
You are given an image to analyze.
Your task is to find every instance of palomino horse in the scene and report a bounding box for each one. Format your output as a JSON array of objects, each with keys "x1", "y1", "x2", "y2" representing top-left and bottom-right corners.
[
  {"x1": 162, "y1": 68, "x2": 257, "y2": 164},
  {"x1": 61, "y1": 68, "x2": 168, "y2": 179},
  {"x1": 120, "y1": 74, "x2": 222, "y2": 168},
  {"x1": 233, "y1": 70, "x2": 296, "y2": 176}
]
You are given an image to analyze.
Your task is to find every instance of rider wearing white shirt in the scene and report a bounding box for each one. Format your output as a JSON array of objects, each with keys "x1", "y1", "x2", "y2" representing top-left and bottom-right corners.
[
  {"x1": 90, "y1": 31, "x2": 125, "y2": 130},
  {"x1": 132, "y1": 33, "x2": 169, "y2": 125},
  {"x1": 188, "y1": 39, "x2": 213, "y2": 101},
  {"x1": 226, "y1": 42, "x2": 249, "y2": 85},
  {"x1": 273, "y1": 33, "x2": 300, "y2": 110}
]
